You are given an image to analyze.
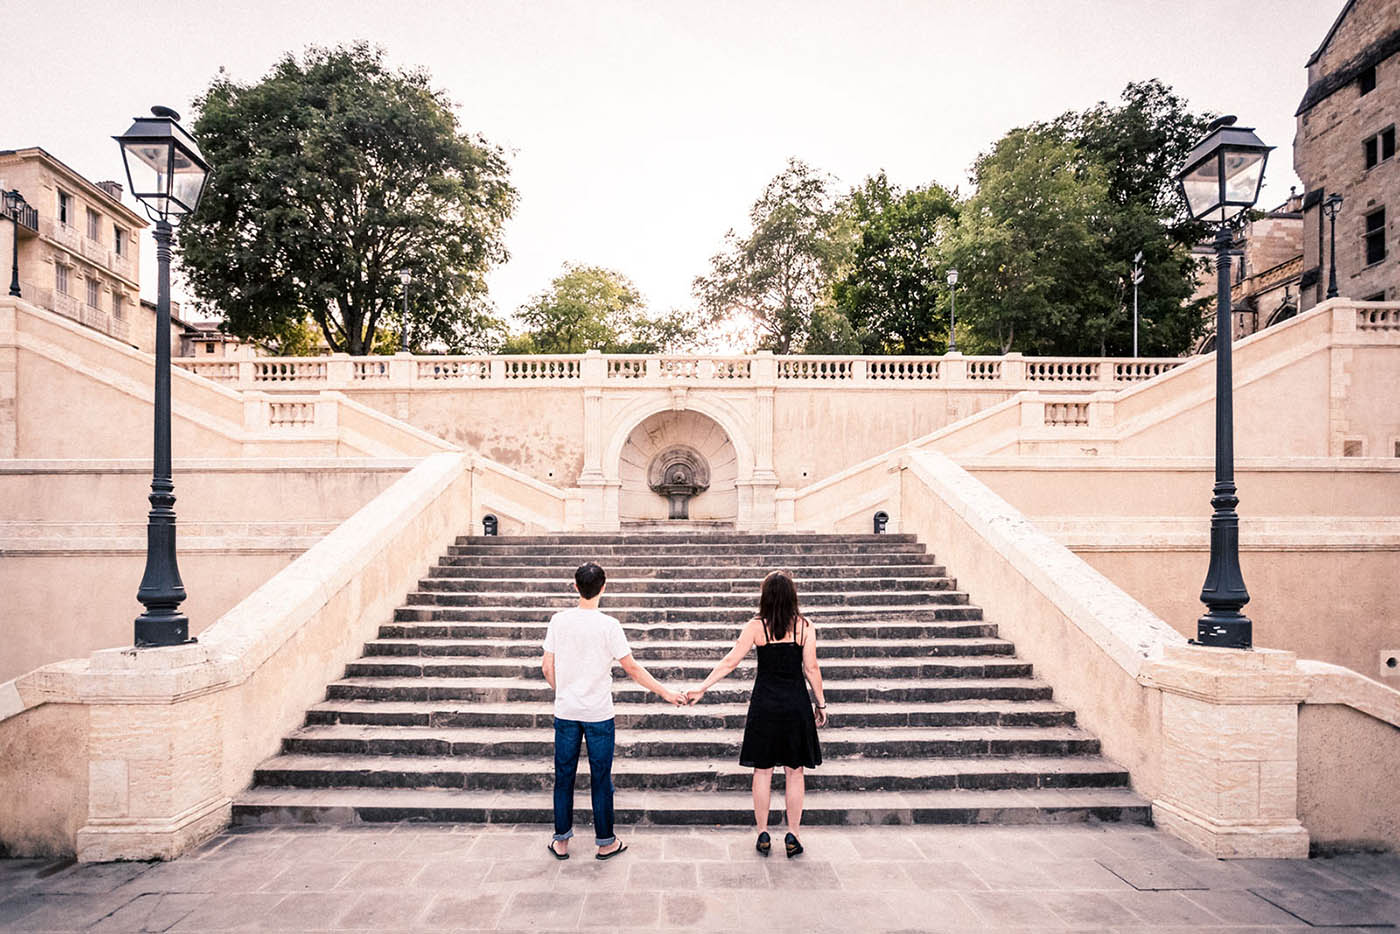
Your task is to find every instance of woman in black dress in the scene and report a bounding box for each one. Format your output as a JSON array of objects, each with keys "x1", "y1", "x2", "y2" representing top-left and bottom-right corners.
[{"x1": 687, "y1": 571, "x2": 827, "y2": 857}]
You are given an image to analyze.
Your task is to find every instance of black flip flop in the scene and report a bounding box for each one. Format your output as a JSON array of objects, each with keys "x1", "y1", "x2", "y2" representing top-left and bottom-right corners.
[
  {"x1": 595, "y1": 842, "x2": 629, "y2": 861},
  {"x1": 547, "y1": 841, "x2": 569, "y2": 860}
]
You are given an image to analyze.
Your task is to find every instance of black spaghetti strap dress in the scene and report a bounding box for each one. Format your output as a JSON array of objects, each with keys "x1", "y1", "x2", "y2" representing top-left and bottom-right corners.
[{"x1": 738, "y1": 617, "x2": 822, "y2": 769}]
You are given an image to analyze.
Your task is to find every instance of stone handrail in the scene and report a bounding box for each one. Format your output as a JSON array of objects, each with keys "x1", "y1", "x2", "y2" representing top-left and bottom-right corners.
[
  {"x1": 176, "y1": 349, "x2": 1187, "y2": 391},
  {"x1": 470, "y1": 456, "x2": 572, "y2": 532}
]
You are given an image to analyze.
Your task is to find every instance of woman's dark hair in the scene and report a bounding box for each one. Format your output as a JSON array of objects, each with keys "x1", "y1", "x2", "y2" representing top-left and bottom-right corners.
[
  {"x1": 575, "y1": 562, "x2": 606, "y2": 599},
  {"x1": 758, "y1": 571, "x2": 801, "y2": 641}
]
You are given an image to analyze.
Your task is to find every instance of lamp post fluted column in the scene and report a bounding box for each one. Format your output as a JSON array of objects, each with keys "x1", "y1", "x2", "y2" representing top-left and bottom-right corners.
[
  {"x1": 1197, "y1": 224, "x2": 1251, "y2": 647},
  {"x1": 133, "y1": 219, "x2": 190, "y2": 645},
  {"x1": 1324, "y1": 193, "x2": 1343, "y2": 300}
]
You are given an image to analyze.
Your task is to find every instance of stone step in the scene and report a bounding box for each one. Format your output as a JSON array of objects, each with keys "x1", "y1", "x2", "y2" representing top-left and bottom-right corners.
[
  {"x1": 341, "y1": 656, "x2": 1032, "y2": 682},
  {"x1": 446, "y1": 542, "x2": 927, "y2": 557},
  {"x1": 416, "y1": 576, "x2": 956, "y2": 594},
  {"x1": 325, "y1": 676, "x2": 1056, "y2": 704},
  {"x1": 304, "y1": 698, "x2": 1076, "y2": 730},
  {"x1": 404, "y1": 589, "x2": 970, "y2": 609},
  {"x1": 231, "y1": 785, "x2": 1151, "y2": 827},
  {"x1": 456, "y1": 533, "x2": 920, "y2": 545},
  {"x1": 377, "y1": 621, "x2": 1002, "y2": 642},
  {"x1": 253, "y1": 753, "x2": 1124, "y2": 792},
  {"x1": 280, "y1": 724, "x2": 1102, "y2": 759},
  {"x1": 361, "y1": 637, "x2": 1016, "y2": 660},
  {"x1": 437, "y1": 553, "x2": 938, "y2": 568},
  {"x1": 391, "y1": 605, "x2": 984, "y2": 624},
  {"x1": 428, "y1": 562, "x2": 945, "y2": 579}
]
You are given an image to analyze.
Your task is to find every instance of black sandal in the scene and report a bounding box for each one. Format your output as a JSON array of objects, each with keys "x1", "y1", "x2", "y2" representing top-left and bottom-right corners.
[
  {"x1": 547, "y1": 840, "x2": 569, "y2": 860},
  {"x1": 784, "y1": 832, "x2": 803, "y2": 858},
  {"x1": 755, "y1": 831, "x2": 771, "y2": 857},
  {"x1": 595, "y1": 842, "x2": 628, "y2": 861}
]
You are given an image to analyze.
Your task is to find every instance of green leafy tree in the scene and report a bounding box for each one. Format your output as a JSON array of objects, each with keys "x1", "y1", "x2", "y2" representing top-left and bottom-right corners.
[
  {"x1": 178, "y1": 43, "x2": 516, "y2": 355},
  {"x1": 505, "y1": 264, "x2": 696, "y2": 354},
  {"x1": 939, "y1": 129, "x2": 1116, "y2": 355},
  {"x1": 831, "y1": 173, "x2": 959, "y2": 353},
  {"x1": 694, "y1": 159, "x2": 847, "y2": 353}
]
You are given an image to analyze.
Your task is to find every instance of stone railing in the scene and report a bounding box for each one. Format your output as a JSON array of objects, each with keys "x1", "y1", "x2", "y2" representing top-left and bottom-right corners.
[{"x1": 176, "y1": 349, "x2": 1187, "y2": 391}]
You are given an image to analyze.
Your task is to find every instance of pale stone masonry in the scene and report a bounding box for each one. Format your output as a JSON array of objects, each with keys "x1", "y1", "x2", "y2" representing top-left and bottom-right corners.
[{"x1": 1295, "y1": 0, "x2": 1400, "y2": 310}]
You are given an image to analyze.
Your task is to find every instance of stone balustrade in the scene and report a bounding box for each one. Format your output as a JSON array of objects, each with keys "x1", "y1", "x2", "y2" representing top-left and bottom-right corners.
[{"x1": 176, "y1": 349, "x2": 1187, "y2": 391}]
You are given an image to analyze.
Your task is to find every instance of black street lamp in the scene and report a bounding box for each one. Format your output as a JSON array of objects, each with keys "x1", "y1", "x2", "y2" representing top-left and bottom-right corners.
[
  {"x1": 946, "y1": 268, "x2": 959, "y2": 353},
  {"x1": 3, "y1": 188, "x2": 28, "y2": 297},
  {"x1": 114, "y1": 106, "x2": 212, "y2": 647},
  {"x1": 1323, "y1": 193, "x2": 1343, "y2": 300},
  {"x1": 398, "y1": 268, "x2": 412, "y2": 353},
  {"x1": 1174, "y1": 115, "x2": 1272, "y2": 649}
]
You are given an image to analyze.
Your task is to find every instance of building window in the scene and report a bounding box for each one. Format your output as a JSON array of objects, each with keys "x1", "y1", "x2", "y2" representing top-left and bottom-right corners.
[
  {"x1": 86, "y1": 208, "x2": 101, "y2": 242},
  {"x1": 1365, "y1": 290, "x2": 1387, "y2": 302},
  {"x1": 113, "y1": 226, "x2": 126, "y2": 256},
  {"x1": 113, "y1": 293, "x2": 125, "y2": 319},
  {"x1": 57, "y1": 190, "x2": 73, "y2": 226},
  {"x1": 1360, "y1": 65, "x2": 1376, "y2": 95},
  {"x1": 55, "y1": 264, "x2": 69, "y2": 295},
  {"x1": 205, "y1": 342, "x2": 216, "y2": 354},
  {"x1": 1364, "y1": 126, "x2": 1396, "y2": 169},
  {"x1": 1365, "y1": 208, "x2": 1387, "y2": 266},
  {"x1": 86, "y1": 278, "x2": 100, "y2": 308}
]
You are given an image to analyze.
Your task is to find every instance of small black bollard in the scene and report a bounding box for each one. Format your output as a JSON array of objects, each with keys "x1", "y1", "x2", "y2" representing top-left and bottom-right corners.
[
  {"x1": 482, "y1": 514, "x2": 498, "y2": 536},
  {"x1": 873, "y1": 511, "x2": 890, "y2": 534}
]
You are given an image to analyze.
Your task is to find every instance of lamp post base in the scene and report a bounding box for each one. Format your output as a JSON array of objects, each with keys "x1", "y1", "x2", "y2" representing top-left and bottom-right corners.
[
  {"x1": 1195, "y1": 613, "x2": 1252, "y2": 649},
  {"x1": 134, "y1": 614, "x2": 193, "y2": 648}
]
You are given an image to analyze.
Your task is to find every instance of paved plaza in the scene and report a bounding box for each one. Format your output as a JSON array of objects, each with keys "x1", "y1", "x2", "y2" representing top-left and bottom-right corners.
[{"x1": 2, "y1": 823, "x2": 1399, "y2": 932}]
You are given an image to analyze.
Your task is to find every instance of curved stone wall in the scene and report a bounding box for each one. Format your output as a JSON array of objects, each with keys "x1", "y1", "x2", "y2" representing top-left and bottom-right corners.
[{"x1": 617, "y1": 410, "x2": 738, "y2": 522}]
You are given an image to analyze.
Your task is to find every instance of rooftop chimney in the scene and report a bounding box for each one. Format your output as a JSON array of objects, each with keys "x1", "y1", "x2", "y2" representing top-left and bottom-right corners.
[{"x1": 97, "y1": 180, "x2": 124, "y2": 201}]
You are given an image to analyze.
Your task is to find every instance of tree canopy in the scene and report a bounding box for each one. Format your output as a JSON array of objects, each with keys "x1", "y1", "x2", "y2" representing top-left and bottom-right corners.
[
  {"x1": 502, "y1": 264, "x2": 696, "y2": 354},
  {"x1": 178, "y1": 43, "x2": 516, "y2": 355},
  {"x1": 693, "y1": 159, "x2": 847, "y2": 353}
]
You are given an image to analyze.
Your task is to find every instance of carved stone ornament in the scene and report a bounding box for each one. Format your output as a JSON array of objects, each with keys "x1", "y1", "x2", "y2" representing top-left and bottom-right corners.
[{"x1": 647, "y1": 446, "x2": 711, "y2": 519}]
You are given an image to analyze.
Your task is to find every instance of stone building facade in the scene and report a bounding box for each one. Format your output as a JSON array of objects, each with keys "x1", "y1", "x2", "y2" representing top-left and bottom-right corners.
[
  {"x1": 1190, "y1": 195, "x2": 1305, "y2": 352},
  {"x1": 1294, "y1": 0, "x2": 1400, "y2": 310},
  {"x1": 0, "y1": 148, "x2": 153, "y2": 348}
]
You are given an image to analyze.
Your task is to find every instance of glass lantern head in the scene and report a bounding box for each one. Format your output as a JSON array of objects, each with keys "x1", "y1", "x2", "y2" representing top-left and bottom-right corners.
[
  {"x1": 114, "y1": 106, "x2": 211, "y2": 223},
  {"x1": 1175, "y1": 116, "x2": 1271, "y2": 226}
]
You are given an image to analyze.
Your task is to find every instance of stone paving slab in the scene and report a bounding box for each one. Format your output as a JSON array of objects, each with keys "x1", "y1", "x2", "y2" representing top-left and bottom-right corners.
[{"x1": 1, "y1": 823, "x2": 1397, "y2": 932}]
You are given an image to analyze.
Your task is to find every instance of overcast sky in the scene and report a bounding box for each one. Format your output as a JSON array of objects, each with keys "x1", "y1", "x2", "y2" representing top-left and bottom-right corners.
[{"x1": 4, "y1": 0, "x2": 1342, "y2": 323}]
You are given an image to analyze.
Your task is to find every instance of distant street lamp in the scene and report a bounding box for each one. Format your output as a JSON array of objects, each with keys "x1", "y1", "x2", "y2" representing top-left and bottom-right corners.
[
  {"x1": 1323, "y1": 193, "x2": 1343, "y2": 300},
  {"x1": 1174, "y1": 115, "x2": 1272, "y2": 650},
  {"x1": 3, "y1": 188, "x2": 28, "y2": 297},
  {"x1": 1131, "y1": 251, "x2": 1144, "y2": 357},
  {"x1": 398, "y1": 268, "x2": 412, "y2": 353},
  {"x1": 946, "y1": 268, "x2": 959, "y2": 353},
  {"x1": 114, "y1": 106, "x2": 212, "y2": 647}
]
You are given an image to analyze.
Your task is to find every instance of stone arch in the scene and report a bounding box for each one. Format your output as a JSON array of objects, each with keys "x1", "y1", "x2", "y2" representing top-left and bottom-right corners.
[
  {"x1": 618, "y1": 411, "x2": 738, "y2": 521},
  {"x1": 601, "y1": 394, "x2": 755, "y2": 485}
]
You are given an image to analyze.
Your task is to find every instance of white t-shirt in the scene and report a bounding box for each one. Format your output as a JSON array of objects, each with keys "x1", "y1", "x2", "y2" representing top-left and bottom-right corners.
[{"x1": 542, "y1": 607, "x2": 632, "y2": 722}]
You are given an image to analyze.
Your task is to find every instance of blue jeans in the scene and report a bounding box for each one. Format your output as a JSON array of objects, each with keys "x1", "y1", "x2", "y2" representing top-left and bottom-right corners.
[{"x1": 553, "y1": 717, "x2": 616, "y2": 846}]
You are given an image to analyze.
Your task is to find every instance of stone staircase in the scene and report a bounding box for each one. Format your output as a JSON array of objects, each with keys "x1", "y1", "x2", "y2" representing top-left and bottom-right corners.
[{"x1": 233, "y1": 533, "x2": 1149, "y2": 827}]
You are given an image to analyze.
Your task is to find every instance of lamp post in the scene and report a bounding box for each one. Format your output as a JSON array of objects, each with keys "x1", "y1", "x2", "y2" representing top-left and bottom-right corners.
[
  {"x1": 1131, "y1": 251, "x2": 1144, "y2": 357},
  {"x1": 946, "y1": 268, "x2": 959, "y2": 353},
  {"x1": 114, "y1": 106, "x2": 212, "y2": 647},
  {"x1": 4, "y1": 188, "x2": 29, "y2": 297},
  {"x1": 1323, "y1": 193, "x2": 1343, "y2": 300},
  {"x1": 398, "y1": 268, "x2": 412, "y2": 353},
  {"x1": 1174, "y1": 115, "x2": 1272, "y2": 649}
]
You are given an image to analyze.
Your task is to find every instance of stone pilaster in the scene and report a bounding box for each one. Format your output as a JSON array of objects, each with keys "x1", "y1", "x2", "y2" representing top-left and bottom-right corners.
[
  {"x1": 1139, "y1": 645, "x2": 1310, "y2": 859},
  {"x1": 0, "y1": 301, "x2": 16, "y2": 458}
]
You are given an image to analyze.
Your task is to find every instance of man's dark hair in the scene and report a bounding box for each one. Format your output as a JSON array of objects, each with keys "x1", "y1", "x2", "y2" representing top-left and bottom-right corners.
[{"x1": 575, "y1": 562, "x2": 606, "y2": 600}]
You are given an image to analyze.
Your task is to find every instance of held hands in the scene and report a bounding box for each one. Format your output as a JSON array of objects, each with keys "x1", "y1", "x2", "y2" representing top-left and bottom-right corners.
[
  {"x1": 683, "y1": 687, "x2": 706, "y2": 706},
  {"x1": 661, "y1": 688, "x2": 686, "y2": 707}
]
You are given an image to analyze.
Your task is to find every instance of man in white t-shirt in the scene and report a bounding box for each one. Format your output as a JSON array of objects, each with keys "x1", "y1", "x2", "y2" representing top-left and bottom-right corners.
[{"x1": 542, "y1": 561, "x2": 682, "y2": 860}]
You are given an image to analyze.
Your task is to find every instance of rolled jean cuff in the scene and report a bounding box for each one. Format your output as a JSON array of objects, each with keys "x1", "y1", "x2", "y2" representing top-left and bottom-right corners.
[
  {"x1": 553, "y1": 829, "x2": 574, "y2": 842},
  {"x1": 595, "y1": 835, "x2": 616, "y2": 847}
]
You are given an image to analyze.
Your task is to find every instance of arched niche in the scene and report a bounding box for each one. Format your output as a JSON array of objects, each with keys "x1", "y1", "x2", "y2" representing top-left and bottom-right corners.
[{"x1": 617, "y1": 410, "x2": 738, "y2": 522}]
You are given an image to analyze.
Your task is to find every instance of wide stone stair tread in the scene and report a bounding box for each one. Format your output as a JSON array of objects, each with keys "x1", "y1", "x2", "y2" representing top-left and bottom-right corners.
[
  {"x1": 253, "y1": 753, "x2": 1128, "y2": 790},
  {"x1": 430, "y1": 563, "x2": 947, "y2": 578},
  {"x1": 455, "y1": 533, "x2": 920, "y2": 544},
  {"x1": 281, "y1": 722, "x2": 1102, "y2": 759},
  {"x1": 405, "y1": 589, "x2": 971, "y2": 607},
  {"x1": 379, "y1": 621, "x2": 1001, "y2": 641},
  {"x1": 361, "y1": 636, "x2": 1015, "y2": 658},
  {"x1": 417, "y1": 576, "x2": 955, "y2": 592},
  {"x1": 341, "y1": 656, "x2": 1030, "y2": 681},
  {"x1": 232, "y1": 785, "x2": 1150, "y2": 825},
  {"x1": 323, "y1": 675, "x2": 1059, "y2": 703},
  {"x1": 392, "y1": 605, "x2": 984, "y2": 623}
]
